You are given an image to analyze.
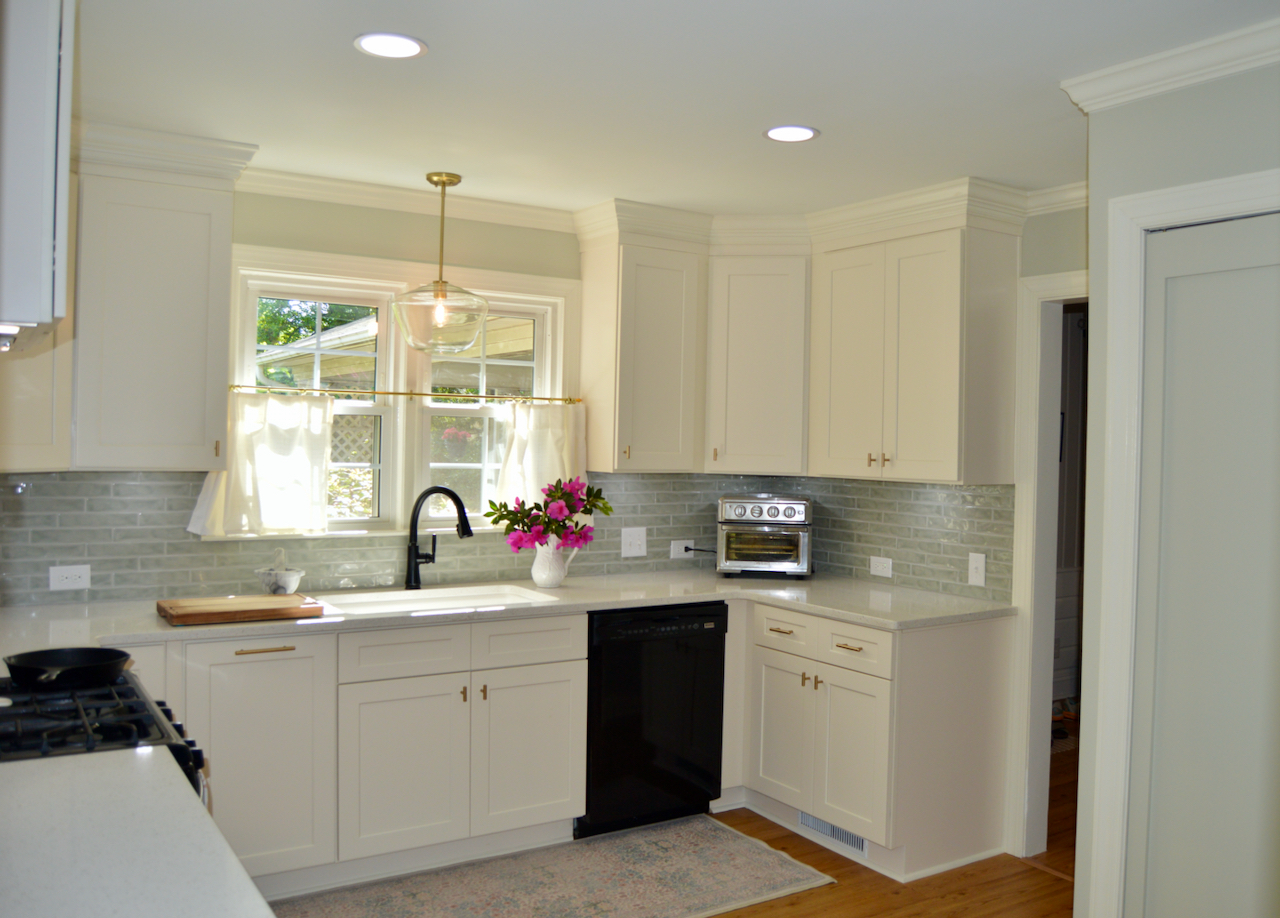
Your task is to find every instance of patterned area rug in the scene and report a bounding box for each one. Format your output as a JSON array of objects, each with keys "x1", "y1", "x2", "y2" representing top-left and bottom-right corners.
[{"x1": 272, "y1": 815, "x2": 833, "y2": 918}]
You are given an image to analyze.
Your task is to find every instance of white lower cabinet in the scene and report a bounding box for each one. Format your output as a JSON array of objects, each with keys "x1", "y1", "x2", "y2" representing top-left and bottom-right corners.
[
  {"x1": 749, "y1": 644, "x2": 891, "y2": 846},
  {"x1": 184, "y1": 635, "x2": 337, "y2": 877}
]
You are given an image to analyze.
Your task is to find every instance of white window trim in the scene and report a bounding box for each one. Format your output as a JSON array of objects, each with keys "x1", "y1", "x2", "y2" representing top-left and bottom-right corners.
[{"x1": 230, "y1": 244, "x2": 581, "y2": 533}]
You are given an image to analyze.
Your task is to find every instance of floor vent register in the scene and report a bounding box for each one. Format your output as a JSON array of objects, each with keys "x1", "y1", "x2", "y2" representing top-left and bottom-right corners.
[{"x1": 798, "y1": 811, "x2": 867, "y2": 855}]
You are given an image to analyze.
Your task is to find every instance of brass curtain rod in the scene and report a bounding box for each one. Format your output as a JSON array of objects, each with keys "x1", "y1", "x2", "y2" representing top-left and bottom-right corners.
[{"x1": 230, "y1": 384, "x2": 581, "y2": 404}]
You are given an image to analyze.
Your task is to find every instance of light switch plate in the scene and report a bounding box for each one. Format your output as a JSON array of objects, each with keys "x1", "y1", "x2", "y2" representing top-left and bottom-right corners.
[
  {"x1": 621, "y1": 527, "x2": 647, "y2": 558},
  {"x1": 870, "y1": 556, "x2": 892, "y2": 577},
  {"x1": 49, "y1": 564, "x2": 91, "y2": 591},
  {"x1": 670, "y1": 539, "x2": 694, "y2": 559},
  {"x1": 968, "y1": 552, "x2": 986, "y2": 587}
]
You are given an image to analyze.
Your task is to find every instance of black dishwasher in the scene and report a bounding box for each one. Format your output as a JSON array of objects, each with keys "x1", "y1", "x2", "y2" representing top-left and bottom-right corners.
[{"x1": 574, "y1": 601, "x2": 727, "y2": 839}]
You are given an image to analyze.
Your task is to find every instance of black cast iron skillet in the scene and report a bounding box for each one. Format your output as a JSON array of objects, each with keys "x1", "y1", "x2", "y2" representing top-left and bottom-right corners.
[{"x1": 3, "y1": 647, "x2": 132, "y2": 690}]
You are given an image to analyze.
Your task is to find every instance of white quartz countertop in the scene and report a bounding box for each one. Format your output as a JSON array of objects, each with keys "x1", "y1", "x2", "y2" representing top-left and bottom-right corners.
[
  {"x1": 0, "y1": 748, "x2": 274, "y2": 918},
  {"x1": 0, "y1": 570, "x2": 1013, "y2": 658}
]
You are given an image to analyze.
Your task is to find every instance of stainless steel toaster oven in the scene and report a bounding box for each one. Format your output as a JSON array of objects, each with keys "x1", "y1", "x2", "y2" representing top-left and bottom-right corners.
[{"x1": 716, "y1": 494, "x2": 812, "y2": 576}]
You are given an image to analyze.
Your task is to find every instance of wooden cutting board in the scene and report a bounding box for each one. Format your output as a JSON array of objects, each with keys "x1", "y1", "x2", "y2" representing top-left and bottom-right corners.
[{"x1": 157, "y1": 594, "x2": 325, "y2": 626}]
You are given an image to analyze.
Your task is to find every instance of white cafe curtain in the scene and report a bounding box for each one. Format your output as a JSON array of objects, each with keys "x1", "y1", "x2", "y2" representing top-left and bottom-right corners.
[
  {"x1": 187, "y1": 393, "x2": 334, "y2": 537},
  {"x1": 494, "y1": 402, "x2": 588, "y2": 506}
]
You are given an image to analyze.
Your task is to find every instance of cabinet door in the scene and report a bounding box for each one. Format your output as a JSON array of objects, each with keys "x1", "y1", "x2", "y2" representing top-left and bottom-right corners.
[
  {"x1": 74, "y1": 175, "x2": 230, "y2": 470},
  {"x1": 706, "y1": 256, "x2": 807, "y2": 474},
  {"x1": 338, "y1": 673, "x2": 470, "y2": 860},
  {"x1": 470, "y1": 659, "x2": 587, "y2": 836},
  {"x1": 616, "y1": 245, "x2": 702, "y2": 471},
  {"x1": 185, "y1": 635, "x2": 336, "y2": 876},
  {"x1": 809, "y1": 244, "x2": 886, "y2": 477},
  {"x1": 746, "y1": 646, "x2": 815, "y2": 810},
  {"x1": 882, "y1": 231, "x2": 962, "y2": 482},
  {"x1": 811, "y1": 663, "x2": 892, "y2": 847}
]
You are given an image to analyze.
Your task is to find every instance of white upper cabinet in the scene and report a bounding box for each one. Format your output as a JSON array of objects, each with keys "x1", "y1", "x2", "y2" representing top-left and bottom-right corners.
[
  {"x1": 809, "y1": 227, "x2": 1018, "y2": 484},
  {"x1": 705, "y1": 256, "x2": 808, "y2": 475},
  {"x1": 70, "y1": 125, "x2": 256, "y2": 471},
  {"x1": 577, "y1": 201, "x2": 711, "y2": 473}
]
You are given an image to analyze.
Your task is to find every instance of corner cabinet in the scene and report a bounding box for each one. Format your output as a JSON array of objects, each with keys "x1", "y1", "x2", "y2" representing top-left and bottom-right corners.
[
  {"x1": 808, "y1": 228, "x2": 1017, "y2": 484},
  {"x1": 580, "y1": 240, "x2": 706, "y2": 473},
  {"x1": 705, "y1": 256, "x2": 808, "y2": 475},
  {"x1": 73, "y1": 174, "x2": 231, "y2": 470}
]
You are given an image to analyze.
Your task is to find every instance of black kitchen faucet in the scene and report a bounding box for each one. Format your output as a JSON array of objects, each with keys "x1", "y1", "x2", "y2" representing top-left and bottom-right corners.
[{"x1": 405, "y1": 486, "x2": 473, "y2": 589}]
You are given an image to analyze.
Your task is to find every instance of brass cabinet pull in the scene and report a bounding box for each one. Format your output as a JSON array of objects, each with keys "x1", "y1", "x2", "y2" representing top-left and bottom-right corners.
[
  {"x1": 234, "y1": 645, "x2": 295, "y2": 655},
  {"x1": 713, "y1": 447, "x2": 718, "y2": 461},
  {"x1": 768, "y1": 627, "x2": 794, "y2": 635},
  {"x1": 461, "y1": 686, "x2": 467, "y2": 702},
  {"x1": 800, "y1": 672, "x2": 810, "y2": 687},
  {"x1": 836, "y1": 643, "x2": 864, "y2": 653},
  {"x1": 481, "y1": 684, "x2": 488, "y2": 700},
  {"x1": 881, "y1": 453, "x2": 890, "y2": 466},
  {"x1": 214, "y1": 440, "x2": 221, "y2": 458},
  {"x1": 813, "y1": 675, "x2": 823, "y2": 690},
  {"x1": 867, "y1": 452, "x2": 874, "y2": 468},
  {"x1": 624, "y1": 446, "x2": 631, "y2": 459}
]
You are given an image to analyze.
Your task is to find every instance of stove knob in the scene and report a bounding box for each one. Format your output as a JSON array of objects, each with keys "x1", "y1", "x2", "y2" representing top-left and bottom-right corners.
[
  {"x1": 783, "y1": 506, "x2": 796, "y2": 519},
  {"x1": 750, "y1": 505, "x2": 763, "y2": 518},
  {"x1": 733, "y1": 505, "x2": 746, "y2": 518},
  {"x1": 171, "y1": 721, "x2": 186, "y2": 738},
  {"x1": 767, "y1": 506, "x2": 779, "y2": 518},
  {"x1": 158, "y1": 705, "x2": 174, "y2": 721},
  {"x1": 185, "y1": 741, "x2": 205, "y2": 771}
]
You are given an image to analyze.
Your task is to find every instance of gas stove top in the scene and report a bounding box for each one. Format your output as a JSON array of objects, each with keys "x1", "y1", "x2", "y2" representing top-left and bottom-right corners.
[{"x1": 0, "y1": 671, "x2": 203, "y2": 792}]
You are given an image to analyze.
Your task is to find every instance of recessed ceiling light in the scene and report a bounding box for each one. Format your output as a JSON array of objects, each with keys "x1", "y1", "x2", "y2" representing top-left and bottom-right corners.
[
  {"x1": 354, "y1": 33, "x2": 427, "y2": 59},
  {"x1": 765, "y1": 125, "x2": 819, "y2": 143}
]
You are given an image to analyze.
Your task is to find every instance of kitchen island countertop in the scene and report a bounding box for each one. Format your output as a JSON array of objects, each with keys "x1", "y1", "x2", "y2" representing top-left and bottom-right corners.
[{"x1": 0, "y1": 570, "x2": 1014, "y2": 655}]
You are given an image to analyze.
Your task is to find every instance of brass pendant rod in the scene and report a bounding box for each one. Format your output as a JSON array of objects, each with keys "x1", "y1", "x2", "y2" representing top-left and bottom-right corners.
[
  {"x1": 437, "y1": 180, "x2": 446, "y2": 284},
  {"x1": 230, "y1": 383, "x2": 581, "y2": 404}
]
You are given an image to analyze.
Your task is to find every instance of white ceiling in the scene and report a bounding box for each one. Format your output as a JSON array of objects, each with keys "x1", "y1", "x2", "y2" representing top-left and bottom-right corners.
[{"x1": 75, "y1": 1, "x2": 1277, "y2": 217}]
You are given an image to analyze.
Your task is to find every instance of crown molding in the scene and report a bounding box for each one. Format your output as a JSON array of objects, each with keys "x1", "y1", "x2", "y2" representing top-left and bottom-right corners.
[
  {"x1": 74, "y1": 121, "x2": 257, "y2": 186},
  {"x1": 235, "y1": 168, "x2": 577, "y2": 234},
  {"x1": 806, "y1": 177, "x2": 1029, "y2": 250},
  {"x1": 573, "y1": 199, "x2": 715, "y2": 250},
  {"x1": 1062, "y1": 16, "x2": 1280, "y2": 114},
  {"x1": 1026, "y1": 182, "x2": 1088, "y2": 217},
  {"x1": 709, "y1": 214, "x2": 812, "y2": 249}
]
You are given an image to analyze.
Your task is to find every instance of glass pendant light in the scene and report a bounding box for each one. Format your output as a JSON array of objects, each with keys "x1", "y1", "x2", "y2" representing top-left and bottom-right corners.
[{"x1": 393, "y1": 172, "x2": 489, "y2": 355}]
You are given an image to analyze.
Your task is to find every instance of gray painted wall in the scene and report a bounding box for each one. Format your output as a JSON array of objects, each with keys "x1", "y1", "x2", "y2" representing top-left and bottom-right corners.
[
  {"x1": 1075, "y1": 62, "x2": 1280, "y2": 915},
  {"x1": 233, "y1": 192, "x2": 582, "y2": 279},
  {"x1": 1021, "y1": 207, "x2": 1087, "y2": 277}
]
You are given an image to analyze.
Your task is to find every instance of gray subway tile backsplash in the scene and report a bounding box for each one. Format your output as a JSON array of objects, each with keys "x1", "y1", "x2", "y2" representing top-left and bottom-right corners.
[{"x1": 0, "y1": 471, "x2": 1014, "y2": 607}]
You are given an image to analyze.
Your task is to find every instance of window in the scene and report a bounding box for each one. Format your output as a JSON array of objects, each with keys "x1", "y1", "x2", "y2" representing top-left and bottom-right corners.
[{"x1": 232, "y1": 248, "x2": 571, "y2": 534}]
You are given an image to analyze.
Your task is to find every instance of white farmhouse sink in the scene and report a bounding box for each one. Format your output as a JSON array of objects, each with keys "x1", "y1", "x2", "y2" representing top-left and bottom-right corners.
[{"x1": 317, "y1": 584, "x2": 559, "y2": 617}]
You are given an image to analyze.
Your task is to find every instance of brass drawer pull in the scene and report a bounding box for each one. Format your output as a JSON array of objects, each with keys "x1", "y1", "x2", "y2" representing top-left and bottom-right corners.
[
  {"x1": 800, "y1": 672, "x2": 810, "y2": 687},
  {"x1": 461, "y1": 686, "x2": 467, "y2": 702},
  {"x1": 881, "y1": 453, "x2": 890, "y2": 466},
  {"x1": 768, "y1": 627, "x2": 795, "y2": 636},
  {"x1": 867, "y1": 452, "x2": 874, "y2": 467},
  {"x1": 813, "y1": 675, "x2": 823, "y2": 690},
  {"x1": 836, "y1": 643, "x2": 864, "y2": 653},
  {"x1": 481, "y1": 684, "x2": 488, "y2": 700},
  {"x1": 234, "y1": 645, "x2": 296, "y2": 655}
]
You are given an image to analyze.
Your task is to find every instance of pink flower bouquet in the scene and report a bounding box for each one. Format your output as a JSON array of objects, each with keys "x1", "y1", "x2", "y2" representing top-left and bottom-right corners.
[{"x1": 485, "y1": 477, "x2": 613, "y2": 553}]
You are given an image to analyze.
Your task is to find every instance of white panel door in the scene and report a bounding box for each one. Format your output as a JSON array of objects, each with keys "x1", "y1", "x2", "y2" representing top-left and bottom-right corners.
[
  {"x1": 1128, "y1": 213, "x2": 1280, "y2": 918},
  {"x1": 184, "y1": 635, "x2": 336, "y2": 876},
  {"x1": 883, "y1": 230, "x2": 962, "y2": 482},
  {"x1": 74, "y1": 174, "x2": 230, "y2": 470},
  {"x1": 470, "y1": 659, "x2": 587, "y2": 836},
  {"x1": 811, "y1": 663, "x2": 892, "y2": 846},
  {"x1": 616, "y1": 245, "x2": 701, "y2": 471},
  {"x1": 746, "y1": 645, "x2": 815, "y2": 810},
  {"x1": 338, "y1": 673, "x2": 471, "y2": 860},
  {"x1": 809, "y1": 245, "x2": 885, "y2": 477},
  {"x1": 706, "y1": 256, "x2": 807, "y2": 474}
]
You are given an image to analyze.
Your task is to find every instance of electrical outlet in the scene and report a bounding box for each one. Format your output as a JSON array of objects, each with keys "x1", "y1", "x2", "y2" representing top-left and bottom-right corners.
[
  {"x1": 49, "y1": 564, "x2": 91, "y2": 591},
  {"x1": 621, "y1": 527, "x2": 647, "y2": 558},
  {"x1": 670, "y1": 539, "x2": 694, "y2": 559},
  {"x1": 968, "y1": 552, "x2": 986, "y2": 587},
  {"x1": 869, "y1": 556, "x2": 892, "y2": 577}
]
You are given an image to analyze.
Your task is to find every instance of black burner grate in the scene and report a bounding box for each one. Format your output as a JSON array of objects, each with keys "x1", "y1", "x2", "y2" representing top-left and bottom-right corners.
[{"x1": 0, "y1": 677, "x2": 164, "y2": 759}]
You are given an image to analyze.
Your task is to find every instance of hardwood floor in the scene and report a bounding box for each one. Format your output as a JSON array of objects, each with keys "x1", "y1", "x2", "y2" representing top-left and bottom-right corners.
[{"x1": 712, "y1": 731, "x2": 1080, "y2": 918}]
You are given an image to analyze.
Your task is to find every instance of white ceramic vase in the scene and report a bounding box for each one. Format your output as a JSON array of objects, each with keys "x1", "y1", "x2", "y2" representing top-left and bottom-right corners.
[{"x1": 530, "y1": 538, "x2": 578, "y2": 588}]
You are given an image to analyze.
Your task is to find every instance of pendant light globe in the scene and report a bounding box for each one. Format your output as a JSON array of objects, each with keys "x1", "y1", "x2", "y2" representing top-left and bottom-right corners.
[{"x1": 392, "y1": 172, "x2": 489, "y2": 355}]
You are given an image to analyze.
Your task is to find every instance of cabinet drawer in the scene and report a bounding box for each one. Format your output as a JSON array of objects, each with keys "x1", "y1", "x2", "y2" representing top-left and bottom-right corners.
[
  {"x1": 471, "y1": 615, "x2": 587, "y2": 670},
  {"x1": 753, "y1": 605, "x2": 818, "y2": 654},
  {"x1": 813, "y1": 618, "x2": 894, "y2": 680},
  {"x1": 339, "y1": 625, "x2": 471, "y2": 683}
]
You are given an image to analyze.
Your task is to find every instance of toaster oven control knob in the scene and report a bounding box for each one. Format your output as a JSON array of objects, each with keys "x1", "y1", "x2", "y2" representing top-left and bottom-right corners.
[
  {"x1": 733, "y1": 505, "x2": 746, "y2": 518},
  {"x1": 750, "y1": 505, "x2": 763, "y2": 518},
  {"x1": 767, "y1": 506, "x2": 779, "y2": 518},
  {"x1": 784, "y1": 506, "x2": 796, "y2": 519}
]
